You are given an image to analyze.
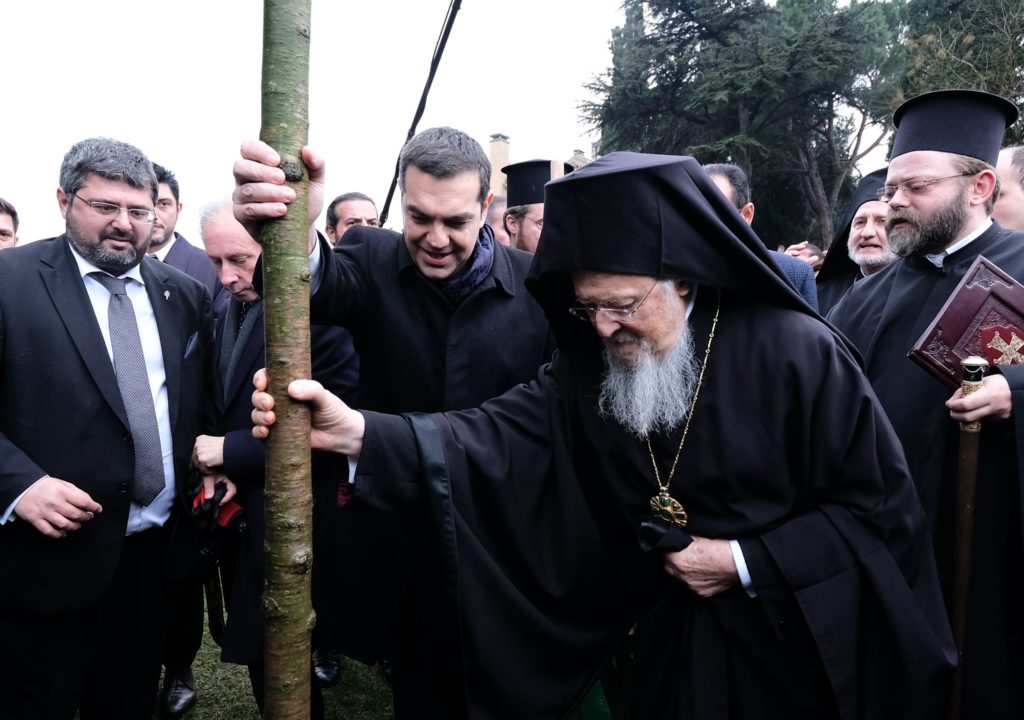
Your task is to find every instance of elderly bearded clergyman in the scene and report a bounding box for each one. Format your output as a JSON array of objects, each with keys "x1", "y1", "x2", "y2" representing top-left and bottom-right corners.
[{"x1": 250, "y1": 152, "x2": 956, "y2": 720}]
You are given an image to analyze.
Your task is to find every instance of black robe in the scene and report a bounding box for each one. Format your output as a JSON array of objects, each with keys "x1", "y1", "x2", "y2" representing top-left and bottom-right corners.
[
  {"x1": 355, "y1": 289, "x2": 955, "y2": 720},
  {"x1": 828, "y1": 221, "x2": 1024, "y2": 717},
  {"x1": 338, "y1": 152, "x2": 954, "y2": 718}
]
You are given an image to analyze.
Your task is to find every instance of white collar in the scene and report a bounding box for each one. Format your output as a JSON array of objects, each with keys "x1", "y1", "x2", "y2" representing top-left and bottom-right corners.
[
  {"x1": 924, "y1": 218, "x2": 992, "y2": 268},
  {"x1": 148, "y1": 235, "x2": 177, "y2": 263}
]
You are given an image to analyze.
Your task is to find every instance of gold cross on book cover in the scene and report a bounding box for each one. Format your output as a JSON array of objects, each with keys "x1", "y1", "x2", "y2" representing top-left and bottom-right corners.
[{"x1": 910, "y1": 256, "x2": 1024, "y2": 389}]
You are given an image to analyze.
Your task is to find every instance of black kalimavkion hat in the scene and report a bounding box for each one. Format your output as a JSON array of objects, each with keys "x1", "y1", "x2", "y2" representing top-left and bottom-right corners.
[
  {"x1": 890, "y1": 90, "x2": 1019, "y2": 166},
  {"x1": 503, "y1": 160, "x2": 574, "y2": 207}
]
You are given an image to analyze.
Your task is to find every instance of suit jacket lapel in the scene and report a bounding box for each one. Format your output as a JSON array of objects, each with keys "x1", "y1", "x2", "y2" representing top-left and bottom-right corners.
[
  {"x1": 40, "y1": 238, "x2": 130, "y2": 428},
  {"x1": 223, "y1": 301, "x2": 264, "y2": 403},
  {"x1": 141, "y1": 257, "x2": 184, "y2": 428}
]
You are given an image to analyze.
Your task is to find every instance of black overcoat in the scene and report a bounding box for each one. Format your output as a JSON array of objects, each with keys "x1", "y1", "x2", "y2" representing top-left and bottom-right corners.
[
  {"x1": 306, "y1": 227, "x2": 553, "y2": 668},
  {"x1": 828, "y1": 221, "x2": 1024, "y2": 716}
]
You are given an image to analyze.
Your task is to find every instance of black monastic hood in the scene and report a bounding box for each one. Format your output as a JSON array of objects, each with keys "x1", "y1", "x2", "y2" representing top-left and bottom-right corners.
[
  {"x1": 817, "y1": 168, "x2": 888, "y2": 285},
  {"x1": 526, "y1": 152, "x2": 816, "y2": 350}
]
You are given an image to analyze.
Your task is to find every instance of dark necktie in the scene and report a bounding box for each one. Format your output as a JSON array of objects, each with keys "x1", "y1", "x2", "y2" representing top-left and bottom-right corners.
[
  {"x1": 89, "y1": 273, "x2": 165, "y2": 505},
  {"x1": 237, "y1": 301, "x2": 251, "y2": 333}
]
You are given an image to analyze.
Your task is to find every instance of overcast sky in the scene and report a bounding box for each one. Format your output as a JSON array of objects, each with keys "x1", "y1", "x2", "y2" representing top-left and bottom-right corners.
[{"x1": 3, "y1": 0, "x2": 625, "y2": 244}]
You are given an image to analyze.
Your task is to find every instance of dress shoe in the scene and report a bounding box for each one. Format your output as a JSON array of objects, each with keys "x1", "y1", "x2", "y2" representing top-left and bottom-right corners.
[
  {"x1": 161, "y1": 666, "x2": 197, "y2": 718},
  {"x1": 313, "y1": 649, "x2": 341, "y2": 688}
]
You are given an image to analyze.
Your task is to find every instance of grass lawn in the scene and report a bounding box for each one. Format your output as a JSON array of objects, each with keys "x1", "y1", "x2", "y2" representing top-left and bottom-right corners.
[{"x1": 180, "y1": 627, "x2": 393, "y2": 719}]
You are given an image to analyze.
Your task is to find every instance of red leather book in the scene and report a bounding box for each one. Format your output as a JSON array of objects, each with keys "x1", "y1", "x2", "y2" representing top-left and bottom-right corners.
[{"x1": 909, "y1": 256, "x2": 1024, "y2": 389}]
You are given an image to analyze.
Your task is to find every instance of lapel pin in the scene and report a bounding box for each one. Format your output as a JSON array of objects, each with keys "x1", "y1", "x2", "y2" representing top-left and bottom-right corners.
[{"x1": 164, "y1": 290, "x2": 170, "y2": 300}]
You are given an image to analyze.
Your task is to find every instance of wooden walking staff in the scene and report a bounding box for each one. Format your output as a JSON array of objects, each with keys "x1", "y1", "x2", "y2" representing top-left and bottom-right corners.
[{"x1": 946, "y1": 355, "x2": 989, "y2": 720}]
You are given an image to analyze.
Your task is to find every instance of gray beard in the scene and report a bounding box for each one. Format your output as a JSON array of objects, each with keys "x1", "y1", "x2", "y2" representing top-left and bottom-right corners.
[
  {"x1": 887, "y1": 192, "x2": 968, "y2": 257},
  {"x1": 598, "y1": 326, "x2": 699, "y2": 439},
  {"x1": 848, "y1": 243, "x2": 898, "y2": 271}
]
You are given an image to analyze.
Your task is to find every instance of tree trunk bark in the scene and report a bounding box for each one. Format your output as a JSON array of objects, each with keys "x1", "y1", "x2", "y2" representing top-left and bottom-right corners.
[
  {"x1": 259, "y1": 1, "x2": 314, "y2": 718},
  {"x1": 800, "y1": 136, "x2": 834, "y2": 249}
]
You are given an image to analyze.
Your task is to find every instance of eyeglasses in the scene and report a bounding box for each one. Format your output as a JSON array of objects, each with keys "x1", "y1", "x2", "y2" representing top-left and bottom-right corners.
[
  {"x1": 570, "y1": 281, "x2": 659, "y2": 322},
  {"x1": 876, "y1": 173, "x2": 977, "y2": 203},
  {"x1": 72, "y1": 194, "x2": 156, "y2": 224},
  {"x1": 524, "y1": 215, "x2": 544, "y2": 229}
]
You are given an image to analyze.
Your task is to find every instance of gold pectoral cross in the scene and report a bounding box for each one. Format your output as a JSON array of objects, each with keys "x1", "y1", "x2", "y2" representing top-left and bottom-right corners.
[{"x1": 650, "y1": 491, "x2": 688, "y2": 527}]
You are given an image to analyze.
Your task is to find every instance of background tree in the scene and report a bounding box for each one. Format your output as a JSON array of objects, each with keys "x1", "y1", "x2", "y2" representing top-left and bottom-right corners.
[
  {"x1": 902, "y1": 0, "x2": 1024, "y2": 143},
  {"x1": 585, "y1": 0, "x2": 904, "y2": 249},
  {"x1": 259, "y1": 0, "x2": 315, "y2": 717}
]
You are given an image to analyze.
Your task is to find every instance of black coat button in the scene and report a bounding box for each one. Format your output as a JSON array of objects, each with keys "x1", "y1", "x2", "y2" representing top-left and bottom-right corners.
[{"x1": 117, "y1": 482, "x2": 129, "y2": 494}]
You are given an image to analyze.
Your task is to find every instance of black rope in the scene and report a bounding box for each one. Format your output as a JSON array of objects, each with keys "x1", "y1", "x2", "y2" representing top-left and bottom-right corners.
[{"x1": 379, "y1": 0, "x2": 463, "y2": 226}]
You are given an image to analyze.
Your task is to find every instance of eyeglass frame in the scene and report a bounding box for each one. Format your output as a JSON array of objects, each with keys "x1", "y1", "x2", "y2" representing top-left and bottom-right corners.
[
  {"x1": 71, "y1": 193, "x2": 157, "y2": 224},
  {"x1": 569, "y1": 280, "x2": 660, "y2": 322},
  {"x1": 875, "y1": 172, "x2": 977, "y2": 203},
  {"x1": 523, "y1": 215, "x2": 544, "y2": 230}
]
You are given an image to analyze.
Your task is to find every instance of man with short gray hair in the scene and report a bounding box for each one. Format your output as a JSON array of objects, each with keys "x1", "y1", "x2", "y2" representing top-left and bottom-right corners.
[
  {"x1": 153, "y1": 164, "x2": 227, "y2": 719},
  {"x1": 0, "y1": 137, "x2": 216, "y2": 719}
]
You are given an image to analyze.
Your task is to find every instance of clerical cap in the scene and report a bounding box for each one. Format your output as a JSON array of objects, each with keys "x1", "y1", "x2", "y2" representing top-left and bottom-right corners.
[
  {"x1": 503, "y1": 160, "x2": 573, "y2": 207},
  {"x1": 890, "y1": 90, "x2": 1019, "y2": 165}
]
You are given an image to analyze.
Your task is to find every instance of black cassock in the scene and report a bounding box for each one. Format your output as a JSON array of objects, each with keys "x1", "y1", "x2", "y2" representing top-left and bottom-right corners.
[
  {"x1": 829, "y1": 221, "x2": 1024, "y2": 717},
  {"x1": 355, "y1": 288, "x2": 955, "y2": 720}
]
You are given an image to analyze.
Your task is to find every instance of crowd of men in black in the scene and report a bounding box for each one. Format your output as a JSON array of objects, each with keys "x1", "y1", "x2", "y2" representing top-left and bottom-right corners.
[{"x1": 1, "y1": 89, "x2": 1024, "y2": 720}]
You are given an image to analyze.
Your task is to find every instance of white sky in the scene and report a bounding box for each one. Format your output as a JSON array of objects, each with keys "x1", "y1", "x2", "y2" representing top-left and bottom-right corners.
[{"x1": 3, "y1": 0, "x2": 625, "y2": 244}]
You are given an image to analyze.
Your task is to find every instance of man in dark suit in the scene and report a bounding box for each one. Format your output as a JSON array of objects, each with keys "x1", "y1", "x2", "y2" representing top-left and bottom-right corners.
[
  {"x1": 0, "y1": 137, "x2": 217, "y2": 720},
  {"x1": 149, "y1": 163, "x2": 227, "y2": 717},
  {"x1": 705, "y1": 163, "x2": 820, "y2": 311},
  {"x1": 190, "y1": 200, "x2": 358, "y2": 718}
]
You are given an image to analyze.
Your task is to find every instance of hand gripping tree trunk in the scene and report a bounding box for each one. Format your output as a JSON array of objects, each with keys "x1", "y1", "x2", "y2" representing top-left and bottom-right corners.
[{"x1": 259, "y1": 1, "x2": 314, "y2": 718}]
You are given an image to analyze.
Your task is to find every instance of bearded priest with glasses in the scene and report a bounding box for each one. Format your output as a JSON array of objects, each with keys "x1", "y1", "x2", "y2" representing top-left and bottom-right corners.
[
  {"x1": 253, "y1": 152, "x2": 955, "y2": 719},
  {"x1": 829, "y1": 90, "x2": 1024, "y2": 717}
]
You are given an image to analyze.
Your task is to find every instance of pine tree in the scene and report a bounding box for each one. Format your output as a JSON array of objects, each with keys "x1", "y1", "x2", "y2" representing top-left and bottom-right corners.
[{"x1": 585, "y1": 0, "x2": 904, "y2": 248}]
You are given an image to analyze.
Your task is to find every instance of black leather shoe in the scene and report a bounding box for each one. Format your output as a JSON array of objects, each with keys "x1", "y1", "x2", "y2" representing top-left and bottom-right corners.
[
  {"x1": 313, "y1": 650, "x2": 341, "y2": 688},
  {"x1": 161, "y1": 666, "x2": 197, "y2": 718}
]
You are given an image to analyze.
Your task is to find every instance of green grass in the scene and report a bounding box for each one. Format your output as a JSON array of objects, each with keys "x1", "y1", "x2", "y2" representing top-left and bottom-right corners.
[{"x1": 179, "y1": 628, "x2": 394, "y2": 719}]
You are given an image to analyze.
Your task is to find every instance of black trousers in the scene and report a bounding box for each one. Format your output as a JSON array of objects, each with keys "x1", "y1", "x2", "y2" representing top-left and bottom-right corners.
[
  {"x1": 0, "y1": 526, "x2": 171, "y2": 720},
  {"x1": 161, "y1": 577, "x2": 204, "y2": 671}
]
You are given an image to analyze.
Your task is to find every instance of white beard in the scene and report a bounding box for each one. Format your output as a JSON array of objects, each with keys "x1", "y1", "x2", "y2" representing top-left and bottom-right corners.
[{"x1": 597, "y1": 325, "x2": 698, "y2": 438}]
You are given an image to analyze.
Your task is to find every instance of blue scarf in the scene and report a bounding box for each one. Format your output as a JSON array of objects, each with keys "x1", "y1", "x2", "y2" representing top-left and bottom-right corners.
[{"x1": 438, "y1": 224, "x2": 496, "y2": 305}]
